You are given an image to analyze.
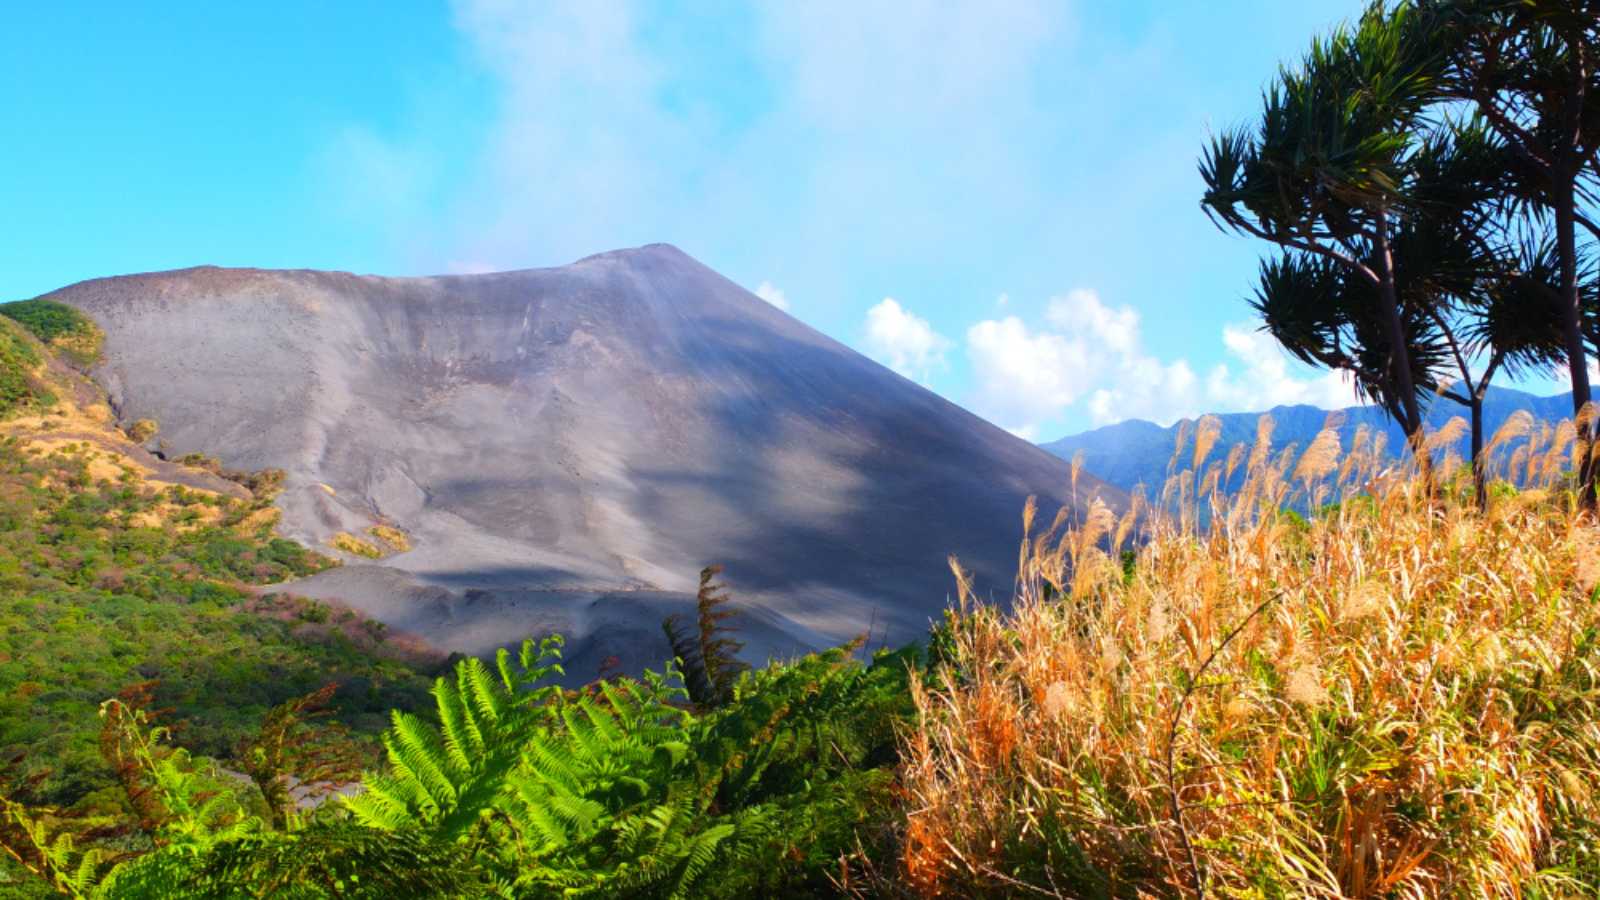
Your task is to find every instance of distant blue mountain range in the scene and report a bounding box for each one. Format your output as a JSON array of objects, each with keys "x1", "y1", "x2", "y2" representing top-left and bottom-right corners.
[{"x1": 1040, "y1": 386, "x2": 1576, "y2": 495}]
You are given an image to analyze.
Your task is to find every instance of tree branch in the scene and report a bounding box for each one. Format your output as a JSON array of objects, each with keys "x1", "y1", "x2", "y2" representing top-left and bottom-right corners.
[
  {"x1": 1229, "y1": 217, "x2": 1381, "y2": 286},
  {"x1": 1425, "y1": 304, "x2": 1476, "y2": 397},
  {"x1": 1469, "y1": 37, "x2": 1554, "y2": 175},
  {"x1": 1475, "y1": 352, "x2": 1505, "y2": 403}
]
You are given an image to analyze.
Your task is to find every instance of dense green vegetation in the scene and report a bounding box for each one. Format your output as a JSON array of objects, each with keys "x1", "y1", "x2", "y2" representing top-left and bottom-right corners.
[
  {"x1": 0, "y1": 300, "x2": 103, "y2": 367},
  {"x1": 0, "y1": 435, "x2": 434, "y2": 822},
  {"x1": 5, "y1": 626, "x2": 916, "y2": 898},
  {"x1": 0, "y1": 318, "x2": 53, "y2": 419},
  {"x1": 0, "y1": 356, "x2": 919, "y2": 896},
  {"x1": 12, "y1": 419, "x2": 1600, "y2": 897}
]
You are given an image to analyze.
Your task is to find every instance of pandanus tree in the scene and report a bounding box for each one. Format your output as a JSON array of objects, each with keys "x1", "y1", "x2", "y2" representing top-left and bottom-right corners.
[
  {"x1": 1245, "y1": 249, "x2": 1450, "y2": 466},
  {"x1": 1427, "y1": 0, "x2": 1600, "y2": 503},
  {"x1": 1433, "y1": 234, "x2": 1572, "y2": 501},
  {"x1": 1201, "y1": 2, "x2": 1451, "y2": 456},
  {"x1": 1404, "y1": 119, "x2": 1568, "y2": 500},
  {"x1": 1245, "y1": 116, "x2": 1568, "y2": 503}
]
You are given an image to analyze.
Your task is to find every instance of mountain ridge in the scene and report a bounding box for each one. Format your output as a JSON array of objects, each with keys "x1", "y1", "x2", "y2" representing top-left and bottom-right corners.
[{"x1": 1040, "y1": 385, "x2": 1576, "y2": 494}]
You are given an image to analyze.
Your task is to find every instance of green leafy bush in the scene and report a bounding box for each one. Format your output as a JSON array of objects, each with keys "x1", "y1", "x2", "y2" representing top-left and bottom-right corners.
[
  {"x1": 100, "y1": 825, "x2": 485, "y2": 899},
  {"x1": 0, "y1": 438, "x2": 432, "y2": 807},
  {"x1": 344, "y1": 634, "x2": 914, "y2": 898},
  {"x1": 4, "y1": 626, "x2": 919, "y2": 898},
  {"x1": 0, "y1": 299, "x2": 103, "y2": 366},
  {"x1": 0, "y1": 318, "x2": 50, "y2": 418}
]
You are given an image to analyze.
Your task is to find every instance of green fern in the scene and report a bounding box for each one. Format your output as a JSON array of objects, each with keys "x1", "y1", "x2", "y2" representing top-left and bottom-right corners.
[
  {"x1": 98, "y1": 699, "x2": 260, "y2": 852},
  {"x1": 93, "y1": 823, "x2": 485, "y2": 899},
  {"x1": 47, "y1": 632, "x2": 920, "y2": 897},
  {"x1": 346, "y1": 636, "x2": 789, "y2": 897},
  {"x1": 345, "y1": 635, "x2": 564, "y2": 839},
  {"x1": 2, "y1": 699, "x2": 274, "y2": 898},
  {"x1": 682, "y1": 641, "x2": 918, "y2": 896},
  {"x1": 0, "y1": 799, "x2": 114, "y2": 899}
]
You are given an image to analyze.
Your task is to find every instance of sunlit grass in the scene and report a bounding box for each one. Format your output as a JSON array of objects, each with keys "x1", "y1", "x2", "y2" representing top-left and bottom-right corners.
[{"x1": 901, "y1": 405, "x2": 1600, "y2": 898}]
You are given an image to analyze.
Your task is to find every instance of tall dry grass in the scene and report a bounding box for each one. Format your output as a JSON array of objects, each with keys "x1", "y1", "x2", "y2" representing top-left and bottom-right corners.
[{"x1": 901, "y1": 407, "x2": 1600, "y2": 898}]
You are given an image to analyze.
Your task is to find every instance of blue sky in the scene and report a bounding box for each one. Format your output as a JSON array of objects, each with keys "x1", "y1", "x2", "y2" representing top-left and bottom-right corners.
[{"x1": 1, "y1": 1, "x2": 1574, "y2": 440}]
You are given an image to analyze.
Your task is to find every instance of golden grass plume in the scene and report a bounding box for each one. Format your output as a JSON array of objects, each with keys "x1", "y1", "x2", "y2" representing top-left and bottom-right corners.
[{"x1": 901, "y1": 413, "x2": 1600, "y2": 898}]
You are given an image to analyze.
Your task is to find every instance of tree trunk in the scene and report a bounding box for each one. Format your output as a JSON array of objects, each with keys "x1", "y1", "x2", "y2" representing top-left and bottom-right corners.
[
  {"x1": 1471, "y1": 392, "x2": 1486, "y2": 509},
  {"x1": 1556, "y1": 184, "x2": 1598, "y2": 508},
  {"x1": 1374, "y1": 212, "x2": 1426, "y2": 460}
]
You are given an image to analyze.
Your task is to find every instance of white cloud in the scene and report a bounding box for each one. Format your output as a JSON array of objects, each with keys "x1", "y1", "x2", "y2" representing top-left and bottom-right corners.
[
  {"x1": 966, "y1": 316, "x2": 1096, "y2": 428},
  {"x1": 1045, "y1": 288, "x2": 1139, "y2": 356},
  {"x1": 316, "y1": 126, "x2": 439, "y2": 243},
  {"x1": 427, "y1": 0, "x2": 700, "y2": 267},
  {"x1": 754, "y1": 281, "x2": 790, "y2": 311},
  {"x1": 1206, "y1": 325, "x2": 1353, "y2": 412},
  {"x1": 965, "y1": 288, "x2": 1359, "y2": 436},
  {"x1": 864, "y1": 298, "x2": 952, "y2": 382}
]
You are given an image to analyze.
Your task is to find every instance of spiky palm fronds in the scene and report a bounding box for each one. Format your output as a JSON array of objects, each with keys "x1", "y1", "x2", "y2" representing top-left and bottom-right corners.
[
  {"x1": 1251, "y1": 251, "x2": 1450, "y2": 422},
  {"x1": 1199, "y1": 2, "x2": 1554, "y2": 450},
  {"x1": 1425, "y1": 0, "x2": 1600, "y2": 502},
  {"x1": 1201, "y1": 2, "x2": 1449, "y2": 241}
]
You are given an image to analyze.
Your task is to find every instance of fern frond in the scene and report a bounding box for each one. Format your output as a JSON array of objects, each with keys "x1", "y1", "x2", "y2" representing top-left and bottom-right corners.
[
  {"x1": 578, "y1": 693, "x2": 626, "y2": 746},
  {"x1": 434, "y1": 678, "x2": 481, "y2": 776},
  {"x1": 383, "y1": 711, "x2": 459, "y2": 814},
  {"x1": 342, "y1": 776, "x2": 421, "y2": 831},
  {"x1": 529, "y1": 726, "x2": 588, "y2": 786},
  {"x1": 669, "y1": 822, "x2": 736, "y2": 900},
  {"x1": 458, "y1": 656, "x2": 505, "y2": 729}
]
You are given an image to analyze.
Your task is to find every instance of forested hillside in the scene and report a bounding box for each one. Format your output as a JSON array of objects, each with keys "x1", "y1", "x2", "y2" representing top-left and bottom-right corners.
[{"x1": 0, "y1": 302, "x2": 439, "y2": 895}]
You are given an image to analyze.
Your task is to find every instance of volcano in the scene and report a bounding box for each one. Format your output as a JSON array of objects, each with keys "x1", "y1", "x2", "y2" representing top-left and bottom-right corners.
[{"x1": 46, "y1": 244, "x2": 1117, "y2": 673}]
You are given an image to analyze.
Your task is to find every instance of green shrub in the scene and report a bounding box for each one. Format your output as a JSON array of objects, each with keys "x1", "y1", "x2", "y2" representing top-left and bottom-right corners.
[
  {"x1": 176, "y1": 453, "x2": 222, "y2": 474},
  {"x1": 342, "y1": 634, "x2": 915, "y2": 898},
  {"x1": 365, "y1": 524, "x2": 410, "y2": 553},
  {"x1": 0, "y1": 299, "x2": 103, "y2": 366},
  {"x1": 0, "y1": 319, "x2": 48, "y2": 418},
  {"x1": 3, "y1": 620, "x2": 918, "y2": 898},
  {"x1": 0, "y1": 440, "x2": 429, "y2": 808}
]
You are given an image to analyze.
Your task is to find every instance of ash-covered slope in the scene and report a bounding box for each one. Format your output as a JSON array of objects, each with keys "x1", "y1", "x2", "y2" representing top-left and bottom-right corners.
[{"x1": 46, "y1": 244, "x2": 1116, "y2": 672}]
